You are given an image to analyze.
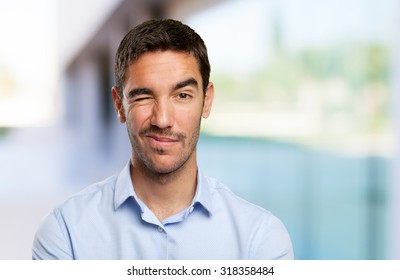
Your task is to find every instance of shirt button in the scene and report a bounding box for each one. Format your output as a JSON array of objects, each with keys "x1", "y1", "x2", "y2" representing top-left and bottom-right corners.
[
  {"x1": 189, "y1": 206, "x2": 194, "y2": 214},
  {"x1": 157, "y1": 226, "x2": 164, "y2": 233}
]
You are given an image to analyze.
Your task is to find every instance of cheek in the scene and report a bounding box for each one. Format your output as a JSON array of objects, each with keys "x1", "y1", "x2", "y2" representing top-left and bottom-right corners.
[
  {"x1": 126, "y1": 106, "x2": 151, "y2": 128},
  {"x1": 178, "y1": 108, "x2": 202, "y2": 130}
]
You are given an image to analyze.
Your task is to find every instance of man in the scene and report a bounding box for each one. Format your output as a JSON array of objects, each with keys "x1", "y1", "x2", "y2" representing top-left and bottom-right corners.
[{"x1": 33, "y1": 19, "x2": 293, "y2": 259}]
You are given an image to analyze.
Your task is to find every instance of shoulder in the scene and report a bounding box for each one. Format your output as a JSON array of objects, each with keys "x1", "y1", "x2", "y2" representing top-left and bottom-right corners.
[
  {"x1": 59, "y1": 174, "x2": 118, "y2": 211},
  {"x1": 202, "y1": 175, "x2": 294, "y2": 259},
  {"x1": 40, "y1": 173, "x2": 119, "y2": 227},
  {"x1": 202, "y1": 174, "x2": 283, "y2": 230},
  {"x1": 204, "y1": 175, "x2": 272, "y2": 217},
  {"x1": 39, "y1": 173, "x2": 119, "y2": 229},
  {"x1": 32, "y1": 174, "x2": 119, "y2": 259}
]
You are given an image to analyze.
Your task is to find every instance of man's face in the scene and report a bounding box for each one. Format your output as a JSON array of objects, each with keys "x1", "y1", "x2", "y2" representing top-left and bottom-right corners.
[{"x1": 113, "y1": 50, "x2": 214, "y2": 175}]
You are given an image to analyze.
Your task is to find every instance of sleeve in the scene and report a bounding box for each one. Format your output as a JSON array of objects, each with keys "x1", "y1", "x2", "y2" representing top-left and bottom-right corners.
[
  {"x1": 251, "y1": 214, "x2": 294, "y2": 260},
  {"x1": 32, "y1": 209, "x2": 73, "y2": 260}
]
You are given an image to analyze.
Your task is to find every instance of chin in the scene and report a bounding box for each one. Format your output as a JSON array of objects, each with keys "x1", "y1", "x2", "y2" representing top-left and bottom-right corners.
[
  {"x1": 146, "y1": 157, "x2": 189, "y2": 176},
  {"x1": 149, "y1": 164, "x2": 181, "y2": 175}
]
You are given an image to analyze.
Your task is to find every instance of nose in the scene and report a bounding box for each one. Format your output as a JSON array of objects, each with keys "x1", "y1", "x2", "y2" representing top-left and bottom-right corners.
[{"x1": 150, "y1": 98, "x2": 174, "y2": 129}]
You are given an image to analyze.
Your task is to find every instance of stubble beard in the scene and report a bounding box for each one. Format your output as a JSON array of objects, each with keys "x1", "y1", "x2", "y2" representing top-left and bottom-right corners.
[{"x1": 127, "y1": 121, "x2": 201, "y2": 179}]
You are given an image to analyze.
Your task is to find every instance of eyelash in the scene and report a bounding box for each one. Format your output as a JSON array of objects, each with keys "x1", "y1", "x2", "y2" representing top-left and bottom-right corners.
[
  {"x1": 130, "y1": 93, "x2": 193, "y2": 104},
  {"x1": 178, "y1": 93, "x2": 190, "y2": 99},
  {"x1": 135, "y1": 97, "x2": 151, "y2": 101}
]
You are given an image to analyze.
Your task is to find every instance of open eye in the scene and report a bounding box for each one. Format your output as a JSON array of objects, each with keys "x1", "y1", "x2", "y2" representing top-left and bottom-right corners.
[{"x1": 178, "y1": 93, "x2": 190, "y2": 99}]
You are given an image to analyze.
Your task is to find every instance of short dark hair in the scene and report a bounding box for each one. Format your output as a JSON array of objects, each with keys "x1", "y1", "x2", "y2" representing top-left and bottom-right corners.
[{"x1": 114, "y1": 19, "x2": 210, "y2": 98}]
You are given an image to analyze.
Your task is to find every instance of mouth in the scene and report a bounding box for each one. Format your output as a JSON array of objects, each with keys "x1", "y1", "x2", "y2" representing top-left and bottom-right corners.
[{"x1": 146, "y1": 134, "x2": 180, "y2": 147}]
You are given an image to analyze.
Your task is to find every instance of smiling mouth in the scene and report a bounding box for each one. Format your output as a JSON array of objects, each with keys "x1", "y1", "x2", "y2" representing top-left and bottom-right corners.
[
  {"x1": 148, "y1": 135, "x2": 178, "y2": 142},
  {"x1": 146, "y1": 135, "x2": 180, "y2": 148},
  {"x1": 140, "y1": 127, "x2": 185, "y2": 148}
]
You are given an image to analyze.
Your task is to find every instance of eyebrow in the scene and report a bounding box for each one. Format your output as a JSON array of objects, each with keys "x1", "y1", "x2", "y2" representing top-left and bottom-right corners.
[
  {"x1": 173, "y1": 78, "x2": 198, "y2": 91},
  {"x1": 126, "y1": 78, "x2": 199, "y2": 99},
  {"x1": 126, "y1": 87, "x2": 153, "y2": 99}
]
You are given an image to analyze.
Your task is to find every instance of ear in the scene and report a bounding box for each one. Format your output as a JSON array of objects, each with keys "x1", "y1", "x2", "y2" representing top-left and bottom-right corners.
[
  {"x1": 202, "y1": 82, "x2": 214, "y2": 119},
  {"x1": 112, "y1": 86, "x2": 126, "y2": 123}
]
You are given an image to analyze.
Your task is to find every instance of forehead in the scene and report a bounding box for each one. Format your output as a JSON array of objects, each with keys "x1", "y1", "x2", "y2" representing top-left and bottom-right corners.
[{"x1": 123, "y1": 50, "x2": 202, "y2": 89}]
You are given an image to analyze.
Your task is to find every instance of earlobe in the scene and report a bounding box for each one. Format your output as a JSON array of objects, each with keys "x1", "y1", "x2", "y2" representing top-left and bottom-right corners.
[
  {"x1": 112, "y1": 86, "x2": 126, "y2": 123},
  {"x1": 117, "y1": 111, "x2": 124, "y2": 122},
  {"x1": 202, "y1": 82, "x2": 214, "y2": 119}
]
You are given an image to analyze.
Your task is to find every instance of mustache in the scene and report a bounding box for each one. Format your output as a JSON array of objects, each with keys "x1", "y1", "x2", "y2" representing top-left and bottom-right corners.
[{"x1": 139, "y1": 126, "x2": 186, "y2": 141}]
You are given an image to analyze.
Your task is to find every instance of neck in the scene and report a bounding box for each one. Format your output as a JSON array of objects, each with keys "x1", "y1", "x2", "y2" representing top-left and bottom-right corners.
[{"x1": 130, "y1": 154, "x2": 198, "y2": 221}]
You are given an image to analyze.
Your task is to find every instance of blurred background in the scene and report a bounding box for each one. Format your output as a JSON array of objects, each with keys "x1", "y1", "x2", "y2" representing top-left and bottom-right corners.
[{"x1": 0, "y1": 0, "x2": 399, "y2": 259}]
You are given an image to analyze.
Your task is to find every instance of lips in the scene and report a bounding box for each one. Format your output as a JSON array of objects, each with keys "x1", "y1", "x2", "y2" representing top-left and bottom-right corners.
[
  {"x1": 149, "y1": 135, "x2": 178, "y2": 142},
  {"x1": 146, "y1": 134, "x2": 180, "y2": 146}
]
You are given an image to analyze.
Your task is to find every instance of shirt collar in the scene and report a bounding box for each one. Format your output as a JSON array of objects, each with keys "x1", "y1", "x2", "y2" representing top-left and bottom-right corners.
[
  {"x1": 114, "y1": 161, "x2": 135, "y2": 210},
  {"x1": 114, "y1": 161, "x2": 214, "y2": 216},
  {"x1": 192, "y1": 169, "x2": 213, "y2": 216}
]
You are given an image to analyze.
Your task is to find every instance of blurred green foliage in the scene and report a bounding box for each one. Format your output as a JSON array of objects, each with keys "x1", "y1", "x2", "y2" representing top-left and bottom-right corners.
[
  {"x1": 0, "y1": 127, "x2": 9, "y2": 136},
  {"x1": 212, "y1": 43, "x2": 390, "y2": 135},
  {"x1": 216, "y1": 44, "x2": 389, "y2": 97}
]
